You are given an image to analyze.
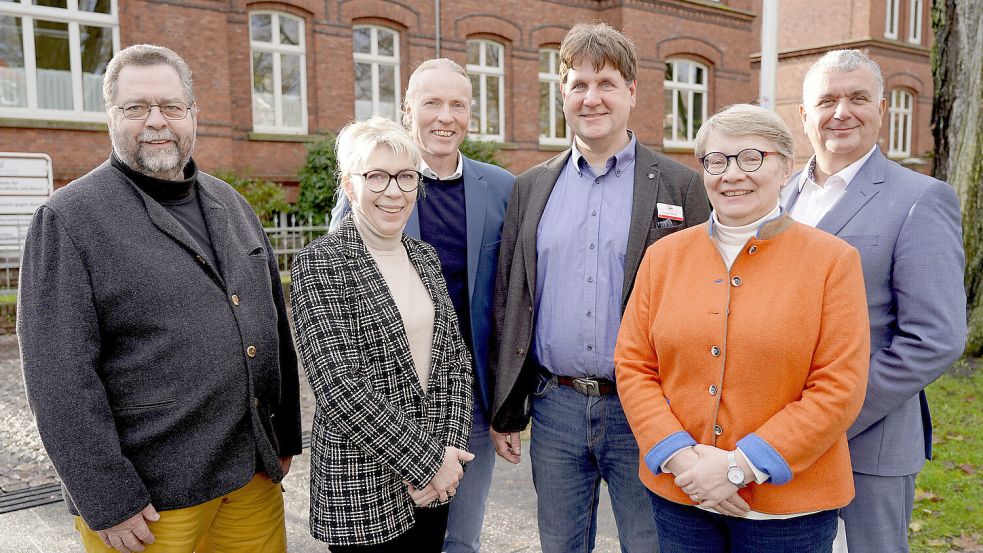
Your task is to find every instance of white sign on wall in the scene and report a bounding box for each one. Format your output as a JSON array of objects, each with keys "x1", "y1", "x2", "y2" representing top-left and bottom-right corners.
[{"x1": 0, "y1": 153, "x2": 52, "y2": 248}]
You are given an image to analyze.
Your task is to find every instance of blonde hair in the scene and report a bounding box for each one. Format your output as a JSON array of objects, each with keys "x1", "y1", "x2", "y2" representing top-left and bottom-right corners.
[
  {"x1": 694, "y1": 104, "x2": 794, "y2": 161},
  {"x1": 336, "y1": 116, "x2": 424, "y2": 193},
  {"x1": 559, "y1": 22, "x2": 638, "y2": 85}
]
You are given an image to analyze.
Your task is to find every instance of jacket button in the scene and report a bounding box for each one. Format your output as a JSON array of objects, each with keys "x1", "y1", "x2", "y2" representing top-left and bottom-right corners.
[
  {"x1": 246, "y1": 345, "x2": 257, "y2": 358},
  {"x1": 731, "y1": 276, "x2": 742, "y2": 287},
  {"x1": 710, "y1": 346, "x2": 721, "y2": 357},
  {"x1": 748, "y1": 245, "x2": 757, "y2": 254},
  {"x1": 516, "y1": 348, "x2": 525, "y2": 357},
  {"x1": 714, "y1": 424, "x2": 723, "y2": 436},
  {"x1": 709, "y1": 384, "x2": 717, "y2": 396},
  {"x1": 195, "y1": 254, "x2": 205, "y2": 265},
  {"x1": 231, "y1": 294, "x2": 240, "y2": 306}
]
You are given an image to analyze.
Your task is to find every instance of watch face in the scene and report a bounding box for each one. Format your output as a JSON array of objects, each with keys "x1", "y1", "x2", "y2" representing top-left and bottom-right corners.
[{"x1": 728, "y1": 467, "x2": 744, "y2": 486}]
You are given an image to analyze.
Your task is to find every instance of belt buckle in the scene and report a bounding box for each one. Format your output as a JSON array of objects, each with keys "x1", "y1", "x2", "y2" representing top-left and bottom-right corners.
[{"x1": 572, "y1": 377, "x2": 601, "y2": 397}]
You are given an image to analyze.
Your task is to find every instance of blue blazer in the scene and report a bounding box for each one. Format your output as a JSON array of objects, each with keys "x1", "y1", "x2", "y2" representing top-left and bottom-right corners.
[
  {"x1": 782, "y1": 147, "x2": 966, "y2": 476},
  {"x1": 330, "y1": 155, "x2": 515, "y2": 418}
]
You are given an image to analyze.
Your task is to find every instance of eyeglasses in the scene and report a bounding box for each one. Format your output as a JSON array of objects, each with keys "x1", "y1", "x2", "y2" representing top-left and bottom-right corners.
[
  {"x1": 700, "y1": 148, "x2": 781, "y2": 175},
  {"x1": 113, "y1": 102, "x2": 195, "y2": 120},
  {"x1": 355, "y1": 169, "x2": 422, "y2": 193}
]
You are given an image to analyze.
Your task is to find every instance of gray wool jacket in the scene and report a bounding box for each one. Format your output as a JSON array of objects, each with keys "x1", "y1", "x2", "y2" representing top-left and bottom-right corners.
[{"x1": 17, "y1": 159, "x2": 302, "y2": 531}]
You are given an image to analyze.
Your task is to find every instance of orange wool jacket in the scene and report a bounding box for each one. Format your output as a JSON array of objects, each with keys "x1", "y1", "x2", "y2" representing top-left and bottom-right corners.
[{"x1": 615, "y1": 214, "x2": 870, "y2": 514}]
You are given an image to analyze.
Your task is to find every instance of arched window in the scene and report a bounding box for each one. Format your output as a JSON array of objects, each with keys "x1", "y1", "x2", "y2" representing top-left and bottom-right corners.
[
  {"x1": 538, "y1": 49, "x2": 568, "y2": 146},
  {"x1": 353, "y1": 25, "x2": 400, "y2": 121},
  {"x1": 888, "y1": 88, "x2": 913, "y2": 157},
  {"x1": 663, "y1": 59, "x2": 708, "y2": 148},
  {"x1": 250, "y1": 11, "x2": 307, "y2": 133},
  {"x1": 467, "y1": 39, "x2": 505, "y2": 141}
]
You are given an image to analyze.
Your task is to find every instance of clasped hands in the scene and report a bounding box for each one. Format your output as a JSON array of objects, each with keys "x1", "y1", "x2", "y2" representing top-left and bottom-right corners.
[
  {"x1": 667, "y1": 444, "x2": 750, "y2": 518},
  {"x1": 406, "y1": 446, "x2": 475, "y2": 506}
]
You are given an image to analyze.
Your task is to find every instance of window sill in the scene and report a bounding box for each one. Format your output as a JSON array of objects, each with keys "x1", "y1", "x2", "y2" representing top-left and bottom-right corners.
[
  {"x1": 247, "y1": 132, "x2": 323, "y2": 143},
  {"x1": 0, "y1": 117, "x2": 108, "y2": 132},
  {"x1": 662, "y1": 145, "x2": 696, "y2": 154}
]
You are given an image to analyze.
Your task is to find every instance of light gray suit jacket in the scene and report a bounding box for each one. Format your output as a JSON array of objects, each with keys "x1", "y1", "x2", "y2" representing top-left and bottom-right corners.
[{"x1": 782, "y1": 148, "x2": 966, "y2": 476}]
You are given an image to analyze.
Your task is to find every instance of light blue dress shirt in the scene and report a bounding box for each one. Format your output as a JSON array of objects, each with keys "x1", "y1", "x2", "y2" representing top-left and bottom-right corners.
[{"x1": 533, "y1": 136, "x2": 636, "y2": 379}]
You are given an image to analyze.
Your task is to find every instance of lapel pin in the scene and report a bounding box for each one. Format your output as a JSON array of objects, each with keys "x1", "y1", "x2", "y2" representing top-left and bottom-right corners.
[{"x1": 647, "y1": 173, "x2": 655, "y2": 179}]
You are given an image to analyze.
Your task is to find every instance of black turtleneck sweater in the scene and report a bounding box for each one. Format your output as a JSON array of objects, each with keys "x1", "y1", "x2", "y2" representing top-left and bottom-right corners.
[{"x1": 111, "y1": 154, "x2": 219, "y2": 271}]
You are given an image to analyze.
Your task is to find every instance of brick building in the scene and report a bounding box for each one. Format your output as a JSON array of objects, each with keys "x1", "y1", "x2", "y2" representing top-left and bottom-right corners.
[{"x1": 0, "y1": 0, "x2": 934, "y2": 192}]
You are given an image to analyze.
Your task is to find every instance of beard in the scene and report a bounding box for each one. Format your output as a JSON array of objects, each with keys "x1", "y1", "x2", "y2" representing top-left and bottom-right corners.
[{"x1": 110, "y1": 124, "x2": 196, "y2": 180}]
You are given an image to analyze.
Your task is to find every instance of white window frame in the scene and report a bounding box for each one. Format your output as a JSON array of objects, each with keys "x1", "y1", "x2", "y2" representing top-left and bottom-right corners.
[
  {"x1": 538, "y1": 49, "x2": 568, "y2": 147},
  {"x1": 888, "y1": 88, "x2": 913, "y2": 158},
  {"x1": 885, "y1": 0, "x2": 900, "y2": 39},
  {"x1": 466, "y1": 39, "x2": 505, "y2": 142},
  {"x1": 249, "y1": 10, "x2": 307, "y2": 134},
  {"x1": 352, "y1": 25, "x2": 401, "y2": 122},
  {"x1": 0, "y1": 0, "x2": 120, "y2": 123},
  {"x1": 907, "y1": 0, "x2": 923, "y2": 44},
  {"x1": 663, "y1": 59, "x2": 708, "y2": 149}
]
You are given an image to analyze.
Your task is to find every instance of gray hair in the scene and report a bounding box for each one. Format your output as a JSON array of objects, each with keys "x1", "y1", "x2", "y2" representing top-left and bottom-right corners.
[
  {"x1": 802, "y1": 49, "x2": 884, "y2": 102},
  {"x1": 402, "y1": 58, "x2": 472, "y2": 128},
  {"x1": 694, "y1": 103, "x2": 794, "y2": 161},
  {"x1": 103, "y1": 44, "x2": 195, "y2": 108},
  {"x1": 336, "y1": 116, "x2": 423, "y2": 182}
]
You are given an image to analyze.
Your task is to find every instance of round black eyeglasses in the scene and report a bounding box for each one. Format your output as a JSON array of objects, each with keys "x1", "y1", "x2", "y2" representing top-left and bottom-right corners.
[
  {"x1": 355, "y1": 169, "x2": 423, "y2": 193},
  {"x1": 700, "y1": 148, "x2": 781, "y2": 175}
]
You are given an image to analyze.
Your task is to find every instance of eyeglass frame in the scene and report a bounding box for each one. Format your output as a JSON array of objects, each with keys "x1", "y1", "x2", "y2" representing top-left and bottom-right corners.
[
  {"x1": 699, "y1": 148, "x2": 782, "y2": 175},
  {"x1": 353, "y1": 169, "x2": 423, "y2": 193},
  {"x1": 111, "y1": 101, "x2": 197, "y2": 120}
]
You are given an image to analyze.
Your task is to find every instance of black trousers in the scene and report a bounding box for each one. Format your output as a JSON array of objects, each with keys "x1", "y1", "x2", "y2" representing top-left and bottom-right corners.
[{"x1": 329, "y1": 504, "x2": 450, "y2": 553}]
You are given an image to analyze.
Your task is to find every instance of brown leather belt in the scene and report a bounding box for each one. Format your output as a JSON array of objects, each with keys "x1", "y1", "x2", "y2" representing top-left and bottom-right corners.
[{"x1": 554, "y1": 374, "x2": 617, "y2": 397}]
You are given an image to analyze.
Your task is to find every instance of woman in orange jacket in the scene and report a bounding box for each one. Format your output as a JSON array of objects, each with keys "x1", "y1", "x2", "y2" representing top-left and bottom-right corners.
[{"x1": 615, "y1": 104, "x2": 870, "y2": 552}]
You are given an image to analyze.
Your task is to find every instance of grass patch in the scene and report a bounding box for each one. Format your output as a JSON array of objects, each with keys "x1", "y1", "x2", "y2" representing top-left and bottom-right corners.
[{"x1": 910, "y1": 358, "x2": 983, "y2": 551}]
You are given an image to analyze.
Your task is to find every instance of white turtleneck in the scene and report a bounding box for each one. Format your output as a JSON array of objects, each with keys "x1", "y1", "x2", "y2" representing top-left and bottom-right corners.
[
  {"x1": 352, "y1": 207, "x2": 435, "y2": 393},
  {"x1": 711, "y1": 203, "x2": 781, "y2": 269}
]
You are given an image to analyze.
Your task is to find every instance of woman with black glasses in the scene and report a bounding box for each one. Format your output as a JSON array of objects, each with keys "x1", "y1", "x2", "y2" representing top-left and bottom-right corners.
[
  {"x1": 290, "y1": 116, "x2": 474, "y2": 552},
  {"x1": 615, "y1": 104, "x2": 870, "y2": 552}
]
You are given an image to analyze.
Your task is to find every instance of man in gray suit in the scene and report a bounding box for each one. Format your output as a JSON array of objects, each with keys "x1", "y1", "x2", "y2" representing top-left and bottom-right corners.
[
  {"x1": 18, "y1": 44, "x2": 301, "y2": 552},
  {"x1": 491, "y1": 23, "x2": 709, "y2": 553},
  {"x1": 784, "y1": 49, "x2": 966, "y2": 553}
]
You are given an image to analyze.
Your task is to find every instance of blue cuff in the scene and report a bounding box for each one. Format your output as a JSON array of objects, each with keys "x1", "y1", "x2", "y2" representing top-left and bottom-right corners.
[
  {"x1": 644, "y1": 431, "x2": 697, "y2": 475},
  {"x1": 736, "y1": 433, "x2": 793, "y2": 485}
]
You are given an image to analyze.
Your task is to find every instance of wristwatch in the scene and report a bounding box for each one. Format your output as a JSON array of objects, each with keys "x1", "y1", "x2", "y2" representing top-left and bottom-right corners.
[{"x1": 727, "y1": 450, "x2": 747, "y2": 488}]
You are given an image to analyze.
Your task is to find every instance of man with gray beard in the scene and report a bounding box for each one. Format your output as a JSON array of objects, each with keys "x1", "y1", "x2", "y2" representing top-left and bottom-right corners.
[{"x1": 17, "y1": 44, "x2": 301, "y2": 553}]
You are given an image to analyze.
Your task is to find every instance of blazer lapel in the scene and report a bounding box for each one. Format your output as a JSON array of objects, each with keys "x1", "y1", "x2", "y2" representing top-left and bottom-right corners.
[
  {"x1": 404, "y1": 207, "x2": 421, "y2": 239},
  {"x1": 781, "y1": 171, "x2": 804, "y2": 211},
  {"x1": 405, "y1": 236, "x2": 448, "y2": 387},
  {"x1": 522, "y1": 152, "x2": 569, "y2": 299},
  {"x1": 462, "y1": 157, "x2": 488, "y2": 302},
  {"x1": 621, "y1": 145, "x2": 661, "y2": 307},
  {"x1": 817, "y1": 150, "x2": 885, "y2": 236},
  {"x1": 197, "y1": 183, "x2": 232, "y2": 287}
]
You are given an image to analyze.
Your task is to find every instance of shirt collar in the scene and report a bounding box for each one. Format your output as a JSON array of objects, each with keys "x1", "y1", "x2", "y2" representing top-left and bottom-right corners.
[
  {"x1": 798, "y1": 145, "x2": 878, "y2": 191},
  {"x1": 569, "y1": 131, "x2": 637, "y2": 178},
  {"x1": 420, "y1": 153, "x2": 464, "y2": 181}
]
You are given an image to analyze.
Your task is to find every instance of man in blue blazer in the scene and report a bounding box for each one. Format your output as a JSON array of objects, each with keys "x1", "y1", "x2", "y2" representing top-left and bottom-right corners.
[
  {"x1": 330, "y1": 58, "x2": 514, "y2": 553},
  {"x1": 783, "y1": 49, "x2": 966, "y2": 553}
]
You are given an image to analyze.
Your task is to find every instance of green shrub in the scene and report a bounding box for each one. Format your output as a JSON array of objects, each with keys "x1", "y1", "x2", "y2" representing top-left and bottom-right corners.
[
  {"x1": 294, "y1": 134, "x2": 339, "y2": 225},
  {"x1": 213, "y1": 170, "x2": 289, "y2": 225},
  {"x1": 459, "y1": 137, "x2": 504, "y2": 168}
]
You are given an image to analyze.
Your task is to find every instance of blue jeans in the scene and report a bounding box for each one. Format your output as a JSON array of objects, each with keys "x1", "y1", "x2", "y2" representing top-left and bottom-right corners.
[
  {"x1": 649, "y1": 493, "x2": 837, "y2": 553},
  {"x1": 530, "y1": 372, "x2": 659, "y2": 553},
  {"x1": 443, "y1": 401, "x2": 496, "y2": 553}
]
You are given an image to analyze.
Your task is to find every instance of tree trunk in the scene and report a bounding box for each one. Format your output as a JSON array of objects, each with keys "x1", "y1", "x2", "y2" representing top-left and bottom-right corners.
[{"x1": 932, "y1": 0, "x2": 983, "y2": 355}]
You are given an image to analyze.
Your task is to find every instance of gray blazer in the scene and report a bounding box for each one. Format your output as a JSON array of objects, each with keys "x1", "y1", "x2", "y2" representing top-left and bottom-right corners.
[
  {"x1": 491, "y1": 143, "x2": 711, "y2": 431},
  {"x1": 782, "y1": 148, "x2": 966, "y2": 476},
  {"x1": 17, "y1": 160, "x2": 302, "y2": 531}
]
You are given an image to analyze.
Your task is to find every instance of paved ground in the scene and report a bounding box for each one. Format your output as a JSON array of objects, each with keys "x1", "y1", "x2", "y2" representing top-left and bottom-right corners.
[{"x1": 0, "y1": 333, "x2": 620, "y2": 552}]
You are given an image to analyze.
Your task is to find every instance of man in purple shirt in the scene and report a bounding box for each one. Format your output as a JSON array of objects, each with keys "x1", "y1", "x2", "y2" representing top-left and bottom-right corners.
[{"x1": 491, "y1": 23, "x2": 710, "y2": 552}]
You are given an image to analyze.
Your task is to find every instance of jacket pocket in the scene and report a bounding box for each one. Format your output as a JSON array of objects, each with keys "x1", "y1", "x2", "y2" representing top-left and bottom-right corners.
[{"x1": 112, "y1": 399, "x2": 177, "y2": 413}]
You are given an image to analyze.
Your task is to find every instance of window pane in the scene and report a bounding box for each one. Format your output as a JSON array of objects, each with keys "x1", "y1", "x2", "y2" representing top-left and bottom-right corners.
[
  {"x1": 692, "y1": 92, "x2": 703, "y2": 140},
  {"x1": 486, "y1": 75, "x2": 500, "y2": 135},
  {"x1": 0, "y1": 16, "x2": 26, "y2": 108},
  {"x1": 467, "y1": 41, "x2": 479, "y2": 66},
  {"x1": 663, "y1": 90, "x2": 673, "y2": 140},
  {"x1": 469, "y1": 74, "x2": 480, "y2": 132},
  {"x1": 280, "y1": 17, "x2": 300, "y2": 46},
  {"x1": 34, "y1": 0, "x2": 67, "y2": 8},
  {"x1": 377, "y1": 29, "x2": 395, "y2": 57},
  {"x1": 486, "y1": 43, "x2": 501, "y2": 68},
  {"x1": 539, "y1": 51, "x2": 550, "y2": 73},
  {"x1": 80, "y1": 25, "x2": 113, "y2": 112},
  {"x1": 251, "y1": 13, "x2": 272, "y2": 42},
  {"x1": 252, "y1": 51, "x2": 275, "y2": 127},
  {"x1": 694, "y1": 66, "x2": 704, "y2": 85},
  {"x1": 539, "y1": 81, "x2": 550, "y2": 136},
  {"x1": 554, "y1": 85, "x2": 566, "y2": 139},
  {"x1": 676, "y1": 90, "x2": 690, "y2": 142},
  {"x1": 354, "y1": 62, "x2": 373, "y2": 120},
  {"x1": 79, "y1": 0, "x2": 111, "y2": 13},
  {"x1": 281, "y1": 54, "x2": 302, "y2": 127},
  {"x1": 35, "y1": 20, "x2": 72, "y2": 110},
  {"x1": 664, "y1": 62, "x2": 673, "y2": 82},
  {"x1": 378, "y1": 63, "x2": 396, "y2": 121},
  {"x1": 678, "y1": 62, "x2": 692, "y2": 84},
  {"x1": 353, "y1": 27, "x2": 371, "y2": 55}
]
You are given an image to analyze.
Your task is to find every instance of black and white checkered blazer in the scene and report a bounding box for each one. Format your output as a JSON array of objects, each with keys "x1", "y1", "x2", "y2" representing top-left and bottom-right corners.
[{"x1": 290, "y1": 217, "x2": 473, "y2": 546}]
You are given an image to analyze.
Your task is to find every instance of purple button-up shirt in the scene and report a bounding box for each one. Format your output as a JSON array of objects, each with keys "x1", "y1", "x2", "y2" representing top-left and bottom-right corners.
[{"x1": 533, "y1": 136, "x2": 636, "y2": 379}]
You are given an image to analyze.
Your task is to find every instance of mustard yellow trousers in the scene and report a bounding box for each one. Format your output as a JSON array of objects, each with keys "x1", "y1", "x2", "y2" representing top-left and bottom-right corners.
[{"x1": 76, "y1": 474, "x2": 286, "y2": 553}]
